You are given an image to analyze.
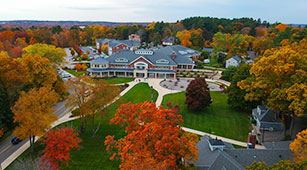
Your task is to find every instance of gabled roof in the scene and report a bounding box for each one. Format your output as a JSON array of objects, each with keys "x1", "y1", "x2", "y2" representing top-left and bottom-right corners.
[
  {"x1": 163, "y1": 36, "x2": 175, "y2": 43},
  {"x1": 232, "y1": 55, "x2": 242, "y2": 62},
  {"x1": 253, "y1": 106, "x2": 281, "y2": 123},
  {"x1": 109, "y1": 40, "x2": 140, "y2": 48}
]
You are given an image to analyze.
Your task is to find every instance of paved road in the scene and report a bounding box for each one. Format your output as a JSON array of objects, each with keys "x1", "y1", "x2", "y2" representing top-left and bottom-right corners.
[{"x1": 0, "y1": 98, "x2": 71, "y2": 168}]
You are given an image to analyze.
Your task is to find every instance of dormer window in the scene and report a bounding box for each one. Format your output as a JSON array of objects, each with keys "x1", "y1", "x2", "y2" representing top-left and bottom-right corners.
[
  {"x1": 156, "y1": 59, "x2": 169, "y2": 64},
  {"x1": 115, "y1": 58, "x2": 128, "y2": 62}
]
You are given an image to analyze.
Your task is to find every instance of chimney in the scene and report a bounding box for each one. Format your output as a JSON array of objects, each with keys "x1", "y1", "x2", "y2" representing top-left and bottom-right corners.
[
  {"x1": 172, "y1": 51, "x2": 176, "y2": 59},
  {"x1": 248, "y1": 133, "x2": 256, "y2": 149}
]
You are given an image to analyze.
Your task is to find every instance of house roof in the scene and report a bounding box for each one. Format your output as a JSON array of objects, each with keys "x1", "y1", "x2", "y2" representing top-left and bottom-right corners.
[
  {"x1": 253, "y1": 106, "x2": 281, "y2": 123},
  {"x1": 203, "y1": 48, "x2": 213, "y2": 53},
  {"x1": 93, "y1": 46, "x2": 194, "y2": 66},
  {"x1": 90, "y1": 57, "x2": 109, "y2": 64},
  {"x1": 163, "y1": 36, "x2": 175, "y2": 43},
  {"x1": 209, "y1": 138, "x2": 225, "y2": 146},
  {"x1": 108, "y1": 40, "x2": 140, "y2": 48},
  {"x1": 191, "y1": 135, "x2": 293, "y2": 169},
  {"x1": 209, "y1": 151, "x2": 244, "y2": 170},
  {"x1": 263, "y1": 141, "x2": 292, "y2": 150},
  {"x1": 224, "y1": 149, "x2": 292, "y2": 167},
  {"x1": 233, "y1": 55, "x2": 242, "y2": 62}
]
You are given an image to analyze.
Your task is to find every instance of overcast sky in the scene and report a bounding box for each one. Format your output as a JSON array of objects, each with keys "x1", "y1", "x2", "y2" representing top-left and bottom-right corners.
[{"x1": 0, "y1": 0, "x2": 306, "y2": 24}]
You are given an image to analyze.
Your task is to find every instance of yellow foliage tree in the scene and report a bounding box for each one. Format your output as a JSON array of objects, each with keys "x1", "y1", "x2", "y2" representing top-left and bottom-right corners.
[
  {"x1": 23, "y1": 43, "x2": 66, "y2": 66},
  {"x1": 12, "y1": 86, "x2": 59, "y2": 151},
  {"x1": 290, "y1": 129, "x2": 307, "y2": 162},
  {"x1": 238, "y1": 39, "x2": 307, "y2": 118},
  {"x1": 22, "y1": 54, "x2": 57, "y2": 88}
]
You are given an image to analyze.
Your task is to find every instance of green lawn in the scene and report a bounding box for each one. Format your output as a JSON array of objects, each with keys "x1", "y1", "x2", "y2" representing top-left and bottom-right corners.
[
  {"x1": 8, "y1": 83, "x2": 158, "y2": 170},
  {"x1": 161, "y1": 91, "x2": 251, "y2": 142},
  {"x1": 105, "y1": 77, "x2": 135, "y2": 84},
  {"x1": 64, "y1": 69, "x2": 87, "y2": 76}
]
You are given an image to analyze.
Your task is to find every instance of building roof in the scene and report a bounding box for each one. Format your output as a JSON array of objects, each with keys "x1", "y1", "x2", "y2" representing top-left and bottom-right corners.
[
  {"x1": 232, "y1": 55, "x2": 242, "y2": 62},
  {"x1": 96, "y1": 38, "x2": 112, "y2": 44},
  {"x1": 209, "y1": 138, "x2": 225, "y2": 146},
  {"x1": 191, "y1": 135, "x2": 293, "y2": 169},
  {"x1": 92, "y1": 46, "x2": 195, "y2": 66},
  {"x1": 108, "y1": 40, "x2": 140, "y2": 48},
  {"x1": 224, "y1": 149, "x2": 292, "y2": 167},
  {"x1": 90, "y1": 57, "x2": 109, "y2": 64},
  {"x1": 163, "y1": 36, "x2": 175, "y2": 43},
  {"x1": 253, "y1": 106, "x2": 281, "y2": 123},
  {"x1": 263, "y1": 141, "x2": 292, "y2": 150},
  {"x1": 203, "y1": 48, "x2": 213, "y2": 53}
]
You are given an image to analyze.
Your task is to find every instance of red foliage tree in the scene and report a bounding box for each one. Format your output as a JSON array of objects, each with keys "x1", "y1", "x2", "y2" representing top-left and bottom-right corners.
[
  {"x1": 40, "y1": 127, "x2": 82, "y2": 170},
  {"x1": 105, "y1": 101, "x2": 199, "y2": 170},
  {"x1": 185, "y1": 78, "x2": 212, "y2": 111}
]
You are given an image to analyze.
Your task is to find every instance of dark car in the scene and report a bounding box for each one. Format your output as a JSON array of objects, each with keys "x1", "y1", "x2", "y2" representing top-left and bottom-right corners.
[{"x1": 11, "y1": 137, "x2": 22, "y2": 145}]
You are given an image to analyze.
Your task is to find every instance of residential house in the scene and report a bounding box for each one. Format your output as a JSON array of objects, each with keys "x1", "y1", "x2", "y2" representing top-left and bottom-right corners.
[
  {"x1": 159, "y1": 45, "x2": 201, "y2": 61},
  {"x1": 252, "y1": 106, "x2": 283, "y2": 131},
  {"x1": 226, "y1": 55, "x2": 242, "y2": 68},
  {"x1": 96, "y1": 39, "x2": 141, "y2": 55},
  {"x1": 162, "y1": 36, "x2": 176, "y2": 46},
  {"x1": 87, "y1": 46, "x2": 195, "y2": 79},
  {"x1": 190, "y1": 135, "x2": 292, "y2": 170},
  {"x1": 128, "y1": 34, "x2": 141, "y2": 42}
]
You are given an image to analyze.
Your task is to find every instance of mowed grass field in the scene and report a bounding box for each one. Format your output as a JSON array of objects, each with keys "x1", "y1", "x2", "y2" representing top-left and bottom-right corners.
[
  {"x1": 105, "y1": 77, "x2": 135, "y2": 84},
  {"x1": 8, "y1": 83, "x2": 158, "y2": 170},
  {"x1": 161, "y1": 91, "x2": 251, "y2": 142}
]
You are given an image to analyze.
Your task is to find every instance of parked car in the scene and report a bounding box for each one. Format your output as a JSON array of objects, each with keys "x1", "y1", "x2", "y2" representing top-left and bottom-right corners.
[
  {"x1": 11, "y1": 137, "x2": 22, "y2": 145},
  {"x1": 61, "y1": 72, "x2": 71, "y2": 78}
]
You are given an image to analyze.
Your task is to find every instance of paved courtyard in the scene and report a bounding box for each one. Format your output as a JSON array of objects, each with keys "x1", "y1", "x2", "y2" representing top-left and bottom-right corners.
[{"x1": 159, "y1": 78, "x2": 222, "y2": 91}]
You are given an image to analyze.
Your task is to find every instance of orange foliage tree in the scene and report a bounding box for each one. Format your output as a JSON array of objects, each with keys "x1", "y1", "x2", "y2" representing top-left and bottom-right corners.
[
  {"x1": 105, "y1": 101, "x2": 199, "y2": 170},
  {"x1": 176, "y1": 30, "x2": 192, "y2": 47},
  {"x1": 290, "y1": 129, "x2": 307, "y2": 162},
  {"x1": 275, "y1": 23, "x2": 289, "y2": 32},
  {"x1": 12, "y1": 87, "x2": 59, "y2": 152},
  {"x1": 74, "y1": 63, "x2": 83, "y2": 70},
  {"x1": 0, "y1": 52, "x2": 28, "y2": 101},
  {"x1": 40, "y1": 127, "x2": 82, "y2": 169}
]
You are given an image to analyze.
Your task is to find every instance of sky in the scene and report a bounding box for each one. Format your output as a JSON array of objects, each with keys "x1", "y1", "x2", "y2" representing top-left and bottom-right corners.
[{"x1": 0, "y1": 0, "x2": 306, "y2": 24}]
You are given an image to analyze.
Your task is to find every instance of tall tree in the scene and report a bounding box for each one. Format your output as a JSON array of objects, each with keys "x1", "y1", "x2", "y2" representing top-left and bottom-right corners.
[
  {"x1": 83, "y1": 80, "x2": 120, "y2": 137},
  {"x1": 22, "y1": 54, "x2": 57, "y2": 88},
  {"x1": 12, "y1": 87, "x2": 59, "y2": 152},
  {"x1": 40, "y1": 127, "x2": 81, "y2": 169},
  {"x1": 65, "y1": 76, "x2": 93, "y2": 132},
  {"x1": 227, "y1": 64, "x2": 260, "y2": 111},
  {"x1": 185, "y1": 78, "x2": 212, "y2": 111},
  {"x1": 238, "y1": 39, "x2": 307, "y2": 134},
  {"x1": 105, "y1": 101, "x2": 199, "y2": 170},
  {"x1": 23, "y1": 43, "x2": 66, "y2": 66}
]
